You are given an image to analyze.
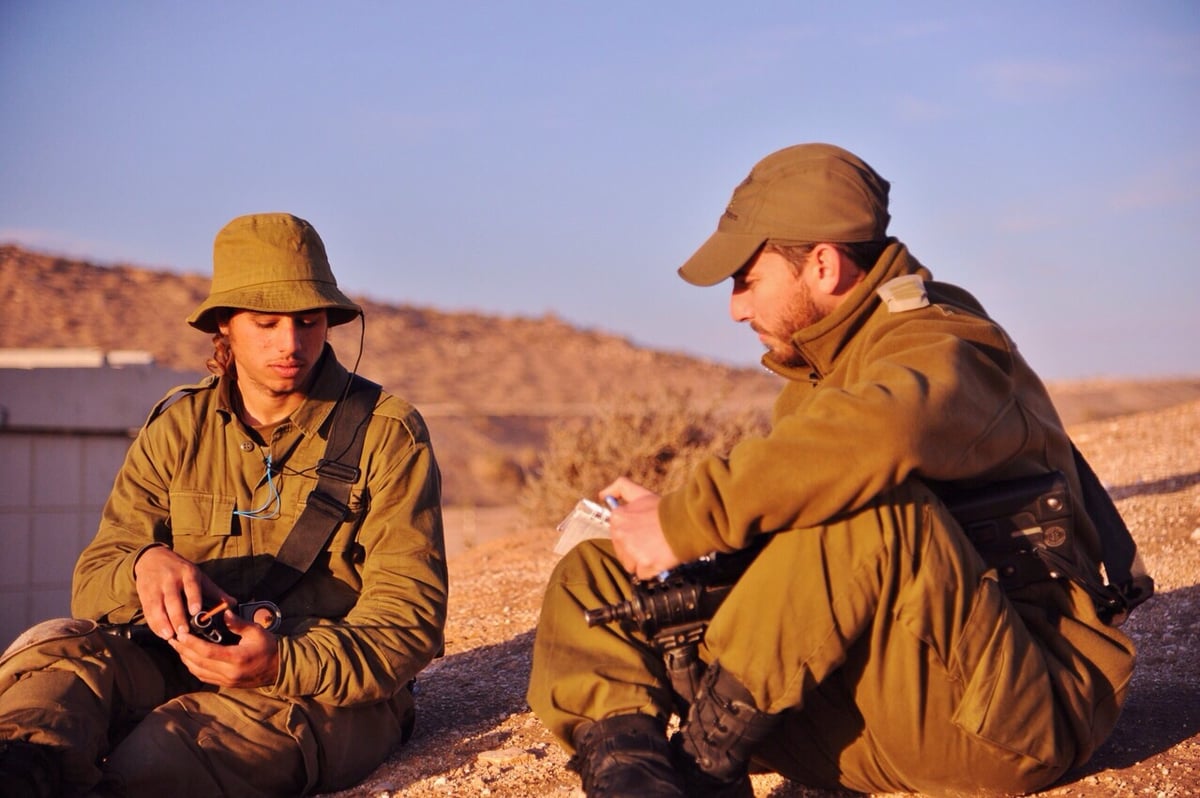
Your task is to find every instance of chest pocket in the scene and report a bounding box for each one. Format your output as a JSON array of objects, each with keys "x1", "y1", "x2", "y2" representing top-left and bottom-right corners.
[
  {"x1": 169, "y1": 490, "x2": 237, "y2": 536},
  {"x1": 276, "y1": 474, "x2": 365, "y2": 539}
]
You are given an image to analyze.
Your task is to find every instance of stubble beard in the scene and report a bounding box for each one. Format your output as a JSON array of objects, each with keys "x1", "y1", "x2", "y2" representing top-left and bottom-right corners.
[{"x1": 763, "y1": 282, "x2": 829, "y2": 368}]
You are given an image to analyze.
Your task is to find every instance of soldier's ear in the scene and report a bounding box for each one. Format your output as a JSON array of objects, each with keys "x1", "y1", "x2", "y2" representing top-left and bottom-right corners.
[
  {"x1": 811, "y1": 243, "x2": 865, "y2": 299},
  {"x1": 807, "y1": 243, "x2": 845, "y2": 295}
]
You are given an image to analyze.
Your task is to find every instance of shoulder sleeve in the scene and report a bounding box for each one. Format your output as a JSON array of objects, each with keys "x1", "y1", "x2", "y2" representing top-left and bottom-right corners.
[{"x1": 142, "y1": 375, "x2": 220, "y2": 428}]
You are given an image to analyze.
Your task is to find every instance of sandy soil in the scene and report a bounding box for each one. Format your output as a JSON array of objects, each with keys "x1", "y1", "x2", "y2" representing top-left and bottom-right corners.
[{"x1": 318, "y1": 399, "x2": 1200, "y2": 797}]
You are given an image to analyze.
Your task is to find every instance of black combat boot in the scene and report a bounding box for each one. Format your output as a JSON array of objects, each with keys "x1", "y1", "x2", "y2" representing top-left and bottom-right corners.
[
  {"x1": 672, "y1": 662, "x2": 780, "y2": 798},
  {"x1": 0, "y1": 739, "x2": 63, "y2": 798},
  {"x1": 569, "y1": 714, "x2": 686, "y2": 797}
]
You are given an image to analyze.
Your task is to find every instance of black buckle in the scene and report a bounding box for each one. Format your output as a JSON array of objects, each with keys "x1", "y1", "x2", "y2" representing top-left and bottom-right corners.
[
  {"x1": 306, "y1": 489, "x2": 350, "y2": 522},
  {"x1": 316, "y1": 458, "x2": 360, "y2": 483}
]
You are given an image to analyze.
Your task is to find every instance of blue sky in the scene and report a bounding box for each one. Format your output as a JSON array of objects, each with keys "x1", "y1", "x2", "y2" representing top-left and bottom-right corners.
[{"x1": 2, "y1": 1, "x2": 1197, "y2": 379}]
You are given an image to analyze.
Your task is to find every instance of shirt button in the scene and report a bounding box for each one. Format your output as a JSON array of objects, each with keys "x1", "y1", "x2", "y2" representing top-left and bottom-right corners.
[{"x1": 240, "y1": 441, "x2": 255, "y2": 452}]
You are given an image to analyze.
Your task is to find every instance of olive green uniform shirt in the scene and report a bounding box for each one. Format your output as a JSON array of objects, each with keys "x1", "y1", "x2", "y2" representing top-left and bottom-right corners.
[
  {"x1": 71, "y1": 346, "x2": 448, "y2": 707},
  {"x1": 654, "y1": 240, "x2": 1133, "y2": 765},
  {"x1": 660, "y1": 240, "x2": 1106, "y2": 572}
]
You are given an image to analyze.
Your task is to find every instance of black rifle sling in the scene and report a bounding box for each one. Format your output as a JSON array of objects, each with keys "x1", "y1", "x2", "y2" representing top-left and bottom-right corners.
[
  {"x1": 250, "y1": 375, "x2": 382, "y2": 604},
  {"x1": 1070, "y1": 442, "x2": 1154, "y2": 616}
]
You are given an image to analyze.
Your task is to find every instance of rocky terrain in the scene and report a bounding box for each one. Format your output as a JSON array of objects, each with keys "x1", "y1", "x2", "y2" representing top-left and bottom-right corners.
[
  {"x1": 320, "y1": 398, "x2": 1200, "y2": 798},
  {"x1": 3, "y1": 246, "x2": 1198, "y2": 795}
]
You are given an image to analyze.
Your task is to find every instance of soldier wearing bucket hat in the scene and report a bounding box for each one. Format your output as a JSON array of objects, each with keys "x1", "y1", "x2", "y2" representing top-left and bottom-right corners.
[
  {"x1": 528, "y1": 144, "x2": 1144, "y2": 796},
  {"x1": 187, "y1": 213, "x2": 363, "y2": 333},
  {"x1": 0, "y1": 213, "x2": 448, "y2": 797}
]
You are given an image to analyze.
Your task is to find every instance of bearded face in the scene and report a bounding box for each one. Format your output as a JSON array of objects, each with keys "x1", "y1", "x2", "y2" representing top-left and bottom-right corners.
[{"x1": 731, "y1": 250, "x2": 831, "y2": 367}]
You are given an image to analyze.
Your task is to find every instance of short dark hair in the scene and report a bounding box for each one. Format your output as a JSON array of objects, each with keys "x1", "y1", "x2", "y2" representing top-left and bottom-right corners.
[{"x1": 764, "y1": 240, "x2": 886, "y2": 274}]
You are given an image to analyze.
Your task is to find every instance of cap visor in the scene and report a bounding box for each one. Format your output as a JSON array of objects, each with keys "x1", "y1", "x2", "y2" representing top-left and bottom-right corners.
[{"x1": 677, "y1": 232, "x2": 765, "y2": 286}]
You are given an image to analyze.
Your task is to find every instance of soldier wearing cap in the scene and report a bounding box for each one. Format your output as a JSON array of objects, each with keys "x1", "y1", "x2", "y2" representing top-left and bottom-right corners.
[
  {"x1": 0, "y1": 214, "x2": 447, "y2": 797},
  {"x1": 527, "y1": 144, "x2": 1139, "y2": 796}
]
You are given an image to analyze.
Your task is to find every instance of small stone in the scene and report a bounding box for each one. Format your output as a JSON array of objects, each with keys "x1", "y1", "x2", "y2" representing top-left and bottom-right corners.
[{"x1": 477, "y1": 747, "x2": 533, "y2": 765}]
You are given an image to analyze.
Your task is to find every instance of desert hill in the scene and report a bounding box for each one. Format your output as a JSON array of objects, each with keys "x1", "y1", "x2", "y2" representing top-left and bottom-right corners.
[
  {"x1": 7, "y1": 243, "x2": 1200, "y2": 511},
  {"x1": 2, "y1": 245, "x2": 782, "y2": 507}
]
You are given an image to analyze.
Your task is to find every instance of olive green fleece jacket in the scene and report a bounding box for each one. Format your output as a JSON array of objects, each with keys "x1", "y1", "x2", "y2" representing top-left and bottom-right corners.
[
  {"x1": 659, "y1": 240, "x2": 1105, "y2": 572},
  {"x1": 71, "y1": 346, "x2": 448, "y2": 708}
]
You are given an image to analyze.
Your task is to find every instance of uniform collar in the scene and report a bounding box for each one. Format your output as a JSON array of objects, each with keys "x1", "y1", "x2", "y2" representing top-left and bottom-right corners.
[
  {"x1": 290, "y1": 346, "x2": 353, "y2": 437},
  {"x1": 762, "y1": 239, "x2": 932, "y2": 381}
]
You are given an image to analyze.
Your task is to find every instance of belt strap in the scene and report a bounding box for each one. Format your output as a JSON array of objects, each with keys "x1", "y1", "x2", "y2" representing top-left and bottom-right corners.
[{"x1": 1070, "y1": 443, "x2": 1154, "y2": 620}]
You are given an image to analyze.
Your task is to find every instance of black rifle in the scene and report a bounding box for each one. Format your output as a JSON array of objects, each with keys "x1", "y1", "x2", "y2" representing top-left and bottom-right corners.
[{"x1": 584, "y1": 541, "x2": 765, "y2": 706}]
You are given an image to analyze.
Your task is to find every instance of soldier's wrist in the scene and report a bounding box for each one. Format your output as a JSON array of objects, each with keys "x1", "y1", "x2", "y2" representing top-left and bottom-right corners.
[{"x1": 131, "y1": 542, "x2": 169, "y2": 581}]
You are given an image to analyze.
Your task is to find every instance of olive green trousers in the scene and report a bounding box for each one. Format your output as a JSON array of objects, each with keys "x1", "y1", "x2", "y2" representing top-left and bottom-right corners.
[
  {"x1": 527, "y1": 482, "x2": 1135, "y2": 795},
  {"x1": 0, "y1": 623, "x2": 413, "y2": 797}
]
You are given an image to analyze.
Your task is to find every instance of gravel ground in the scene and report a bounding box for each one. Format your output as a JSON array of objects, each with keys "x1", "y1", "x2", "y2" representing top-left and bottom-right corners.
[{"x1": 322, "y1": 399, "x2": 1200, "y2": 798}]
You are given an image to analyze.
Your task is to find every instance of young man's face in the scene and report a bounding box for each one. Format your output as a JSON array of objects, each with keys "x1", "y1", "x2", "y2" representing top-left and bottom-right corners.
[
  {"x1": 729, "y1": 249, "x2": 828, "y2": 367},
  {"x1": 219, "y1": 310, "x2": 329, "y2": 398}
]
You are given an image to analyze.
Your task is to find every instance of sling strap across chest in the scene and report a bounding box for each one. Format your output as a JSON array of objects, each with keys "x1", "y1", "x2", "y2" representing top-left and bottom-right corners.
[{"x1": 250, "y1": 374, "x2": 382, "y2": 604}]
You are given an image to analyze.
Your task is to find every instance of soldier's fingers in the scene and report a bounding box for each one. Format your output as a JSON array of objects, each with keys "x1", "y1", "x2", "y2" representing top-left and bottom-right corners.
[
  {"x1": 599, "y1": 476, "x2": 642, "y2": 504},
  {"x1": 141, "y1": 598, "x2": 174, "y2": 640},
  {"x1": 162, "y1": 588, "x2": 192, "y2": 638},
  {"x1": 178, "y1": 569, "x2": 209, "y2": 617}
]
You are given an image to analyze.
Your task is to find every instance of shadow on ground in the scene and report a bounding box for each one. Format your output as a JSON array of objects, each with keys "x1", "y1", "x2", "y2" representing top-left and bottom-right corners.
[
  {"x1": 319, "y1": 629, "x2": 540, "y2": 795},
  {"x1": 1063, "y1": 583, "x2": 1199, "y2": 777},
  {"x1": 1109, "y1": 470, "x2": 1200, "y2": 500}
]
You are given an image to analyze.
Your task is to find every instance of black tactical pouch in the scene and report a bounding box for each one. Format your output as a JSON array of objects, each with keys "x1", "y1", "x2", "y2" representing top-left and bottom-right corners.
[
  {"x1": 937, "y1": 469, "x2": 1150, "y2": 624},
  {"x1": 937, "y1": 471, "x2": 1074, "y2": 592}
]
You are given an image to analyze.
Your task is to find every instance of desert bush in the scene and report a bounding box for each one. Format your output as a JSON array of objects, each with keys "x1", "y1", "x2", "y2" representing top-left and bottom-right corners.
[
  {"x1": 467, "y1": 451, "x2": 527, "y2": 492},
  {"x1": 520, "y1": 387, "x2": 770, "y2": 527}
]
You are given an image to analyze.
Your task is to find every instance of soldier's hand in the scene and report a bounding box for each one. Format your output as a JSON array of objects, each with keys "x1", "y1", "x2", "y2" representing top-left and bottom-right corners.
[
  {"x1": 170, "y1": 611, "x2": 281, "y2": 688},
  {"x1": 133, "y1": 546, "x2": 235, "y2": 641},
  {"x1": 601, "y1": 477, "x2": 682, "y2": 579}
]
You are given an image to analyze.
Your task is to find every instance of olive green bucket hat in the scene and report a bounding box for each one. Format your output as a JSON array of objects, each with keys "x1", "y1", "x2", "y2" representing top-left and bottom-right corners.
[
  {"x1": 187, "y1": 213, "x2": 363, "y2": 333},
  {"x1": 678, "y1": 143, "x2": 891, "y2": 286}
]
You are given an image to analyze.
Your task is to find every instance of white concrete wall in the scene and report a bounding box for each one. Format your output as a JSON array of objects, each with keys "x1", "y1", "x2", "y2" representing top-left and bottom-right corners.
[{"x1": 0, "y1": 357, "x2": 201, "y2": 648}]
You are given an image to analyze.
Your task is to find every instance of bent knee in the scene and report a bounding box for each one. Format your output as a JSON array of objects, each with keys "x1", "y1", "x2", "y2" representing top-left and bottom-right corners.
[{"x1": 2, "y1": 618, "x2": 100, "y2": 661}]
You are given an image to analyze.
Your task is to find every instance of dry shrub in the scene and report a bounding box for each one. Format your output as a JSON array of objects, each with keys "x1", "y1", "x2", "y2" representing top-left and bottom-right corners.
[
  {"x1": 520, "y1": 387, "x2": 770, "y2": 526},
  {"x1": 467, "y1": 451, "x2": 527, "y2": 492}
]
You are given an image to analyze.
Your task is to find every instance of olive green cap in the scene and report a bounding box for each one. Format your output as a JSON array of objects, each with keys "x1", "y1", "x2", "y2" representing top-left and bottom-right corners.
[
  {"x1": 187, "y1": 213, "x2": 362, "y2": 333},
  {"x1": 678, "y1": 143, "x2": 891, "y2": 286}
]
